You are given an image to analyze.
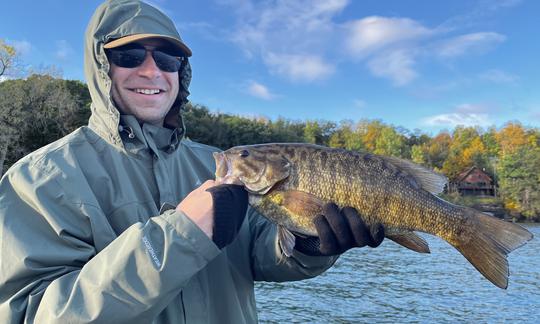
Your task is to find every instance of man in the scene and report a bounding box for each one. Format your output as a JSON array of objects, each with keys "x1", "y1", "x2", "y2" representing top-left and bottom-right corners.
[{"x1": 0, "y1": 0, "x2": 383, "y2": 322}]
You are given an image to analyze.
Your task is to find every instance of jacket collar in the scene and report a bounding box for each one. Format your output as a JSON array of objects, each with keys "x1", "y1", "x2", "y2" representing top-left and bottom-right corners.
[{"x1": 118, "y1": 115, "x2": 180, "y2": 156}]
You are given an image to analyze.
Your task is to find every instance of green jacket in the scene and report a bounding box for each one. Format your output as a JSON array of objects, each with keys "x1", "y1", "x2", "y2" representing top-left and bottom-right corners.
[{"x1": 0, "y1": 0, "x2": 336, "y2": 323}]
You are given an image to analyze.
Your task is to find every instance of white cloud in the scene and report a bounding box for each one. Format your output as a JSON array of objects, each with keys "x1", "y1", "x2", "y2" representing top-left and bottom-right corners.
[
  {"x1": 437, "y1": 0, "x2": 522, "y2": 32},
  {"x1": 246, "y1": 80, "x2": 275, "y2": 100},
  {"x1": 479, "y1": 69, "x2": 518, "y2": 83},
  {"x1": 0, "y1": 75, "x2": 11, "y2": 83},
  {"x1": 423, "y1": 113, "x2": 492, "y2": 128},
  {"x1": 454, "y1": 103, "x2": 491, "y2": 114},
  {"x1": 367, "y1": 49, "x2": 418, "y2": 86},
  {"x1": 222, "y1": 0, "x2": 345, "y2": 81},
  {"x1": 345, "y1": 16, "x2": 433, "y2": 57},
  {"x1": 264, "y1": 52, "x2": 335, "y2": 82},
  {"x1": 11, "y1": 40, "x2": 32, "y2": 56},
  {"x1": 55, "y1": 40, "x2": 74, "y2": 61},
  {"x1": 434, "y1": 32, "x2": 505, "y2": 58},
  {"x1": 423, "y1": 103, "x2": 495, "y2": 128},
  {"x1": 353, "y1": 99, "x2": 366, "y2": 108},
  {"x1": 217, "y1": 0, "x2": 508, "y2": 86},
  {"x1": 530, "y1": 110, "x2": 540, "y2": 121},
  {"x1": 485, "y1": 0, "x2": 522, "y2": 11}
]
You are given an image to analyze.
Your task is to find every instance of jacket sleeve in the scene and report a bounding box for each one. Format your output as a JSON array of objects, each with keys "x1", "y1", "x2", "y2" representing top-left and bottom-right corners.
[
  {"x1": 247, "y1": 208, "x2": 338, "y2": 282},
  {"x1": 0, "y1": 162, "x2": 221, "y2": 323}
]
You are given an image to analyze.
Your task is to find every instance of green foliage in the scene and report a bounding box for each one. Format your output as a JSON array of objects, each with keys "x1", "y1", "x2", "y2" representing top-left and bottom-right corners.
[
  {"x1": 0, "y1": 74, "x2": 91, "y2": 174},
  {"x1": 373, "y1": 126, "x2": 409, "y2": 158},
  {"x1": 497, "y1": 147, "x2": 540, "y2": 220},
  {"x1": 303, "y1": 120, "x2": 336, "y2": 145},
  {"x1": 182, "y1": 103, "x2": 305, "y2": 149},
  {"x1": 328, "y1": 120, "x2": 364, "y2": 151}
]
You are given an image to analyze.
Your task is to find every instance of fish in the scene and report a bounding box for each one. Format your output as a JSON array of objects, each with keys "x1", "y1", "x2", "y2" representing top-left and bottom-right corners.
[{"x1": 213, "y1": 143, "x2": 533, "y2": 289}]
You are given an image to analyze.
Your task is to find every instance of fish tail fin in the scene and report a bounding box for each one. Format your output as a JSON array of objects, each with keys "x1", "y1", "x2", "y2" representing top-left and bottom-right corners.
[{"x1": 453, "y1": 208, "x2": 533, "y2": 289}]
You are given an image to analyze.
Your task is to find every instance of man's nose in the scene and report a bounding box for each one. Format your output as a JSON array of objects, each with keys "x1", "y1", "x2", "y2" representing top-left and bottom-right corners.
[{"x1": 136, "y1": 52, "x2": 162, "y2": 78}]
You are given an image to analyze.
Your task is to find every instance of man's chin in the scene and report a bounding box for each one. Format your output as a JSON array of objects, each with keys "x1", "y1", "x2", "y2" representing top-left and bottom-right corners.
[{"x1": 131, "y1": 110, "x2": 167, "y2": 126}]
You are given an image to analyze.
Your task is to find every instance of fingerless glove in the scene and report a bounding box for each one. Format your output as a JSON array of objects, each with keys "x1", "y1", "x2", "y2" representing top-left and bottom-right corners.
[{"x1": 206, "y1": 184, "x2": 249, "y2": 249}]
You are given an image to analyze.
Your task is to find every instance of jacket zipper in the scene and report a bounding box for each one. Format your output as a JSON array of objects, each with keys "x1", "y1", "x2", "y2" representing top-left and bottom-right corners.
[
  {"x1": 181, "y1": 290, "x2": 186, "y2": 322},
  {"x1": 118, "y1": 125, "x2": 135, "y2": 138}
]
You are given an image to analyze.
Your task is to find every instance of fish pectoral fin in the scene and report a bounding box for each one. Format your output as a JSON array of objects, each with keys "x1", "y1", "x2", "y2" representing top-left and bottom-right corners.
[
  {"x1": 281, "y1": 190, "x2": 325, "y2": 218},
  {"x1": 387, "y1": 231, "x2": 430, "y2": 253},
  {"x1": 278, "y1": 225, "x2": 296, "y2": 258}
]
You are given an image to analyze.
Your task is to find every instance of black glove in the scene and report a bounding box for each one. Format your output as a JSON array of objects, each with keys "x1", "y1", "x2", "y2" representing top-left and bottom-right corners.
[
  {"x1": 206, "y1": 184, "x2": 249, "y2": 249},
  {"x1": 295, "y1": 203, "x2": 385, "y2": 256}
]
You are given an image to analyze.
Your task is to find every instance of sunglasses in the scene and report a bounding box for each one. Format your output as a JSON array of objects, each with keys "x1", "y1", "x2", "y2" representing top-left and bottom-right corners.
[{"x1": 106, "y1": 44, "x2": 187, "y2": 73}]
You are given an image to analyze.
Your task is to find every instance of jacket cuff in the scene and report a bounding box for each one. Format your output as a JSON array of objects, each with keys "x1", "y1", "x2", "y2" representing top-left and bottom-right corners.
[
  {"x1": 161, "y1": 209, "x2": 220, "y2": 261},
  {"x1": 290, "y1": 248, "x2": 339, "y2": 269}
]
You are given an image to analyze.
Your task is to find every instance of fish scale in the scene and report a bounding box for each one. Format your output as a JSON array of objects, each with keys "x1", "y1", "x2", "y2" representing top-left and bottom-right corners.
[{"x1": 214, "y1": 143, "x2": 533, "y2": 289}]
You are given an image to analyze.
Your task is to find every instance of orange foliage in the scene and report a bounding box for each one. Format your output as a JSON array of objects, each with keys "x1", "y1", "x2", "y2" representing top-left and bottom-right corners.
[{"x1": 496, "y1": 123, "x2": 529, "y2": 155}]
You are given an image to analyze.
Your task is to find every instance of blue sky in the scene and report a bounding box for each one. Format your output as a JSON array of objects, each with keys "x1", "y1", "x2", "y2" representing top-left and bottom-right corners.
[{"x1": 2, "y1": 0, "x2": 539, "y2": 134}]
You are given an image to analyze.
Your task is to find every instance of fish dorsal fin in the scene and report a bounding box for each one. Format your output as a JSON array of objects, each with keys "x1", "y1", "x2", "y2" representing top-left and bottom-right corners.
[
  {"x1": 278, "y1": 225, "x2": 296, "y2": 257},
  {"x1": 387, "y1": 231, "x2": 430, "y2": 253},
  {"x1": 281, "y1": 190, "x2": 325, "y2": 218},
  {"x1": 380, "y1": 156, "x2": 447, "y2": 194}
]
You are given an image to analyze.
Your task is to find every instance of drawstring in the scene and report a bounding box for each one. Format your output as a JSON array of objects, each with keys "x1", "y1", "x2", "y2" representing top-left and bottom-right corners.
[
  {"x1": 118, "y1": 124, "x2": 177, "y2": 154},
  {"x1": 118, "y1": 125, "x2": 135, "y2": 139}
]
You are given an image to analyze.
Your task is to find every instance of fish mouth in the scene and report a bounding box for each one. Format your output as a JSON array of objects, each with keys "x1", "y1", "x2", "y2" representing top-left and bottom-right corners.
[
  {"x1": 212, "y1": 151, "x2": 265, "y2": 188},
  {"x1": 213, "y1": 152, "x2": 230, "y2": 182}
]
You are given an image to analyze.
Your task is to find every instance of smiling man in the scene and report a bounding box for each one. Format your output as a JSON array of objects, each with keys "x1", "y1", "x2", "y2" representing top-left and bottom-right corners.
[
  {"x1": 107, "y1": 39, "x2": 181, "y2": 125},
  {"x1": 0, "y1": 0, "x2": 383, "y2": 323}
]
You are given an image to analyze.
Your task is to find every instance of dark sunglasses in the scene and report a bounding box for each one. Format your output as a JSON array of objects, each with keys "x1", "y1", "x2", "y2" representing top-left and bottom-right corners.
[{"x1": 106, "y1": 44, "x2": 187, "y2": 73}]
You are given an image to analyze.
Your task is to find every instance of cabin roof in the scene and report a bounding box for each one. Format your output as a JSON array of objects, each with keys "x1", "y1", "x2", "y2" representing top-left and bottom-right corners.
[{"x1": 456, "y1": 166, "x2": 493, "y2": 183}]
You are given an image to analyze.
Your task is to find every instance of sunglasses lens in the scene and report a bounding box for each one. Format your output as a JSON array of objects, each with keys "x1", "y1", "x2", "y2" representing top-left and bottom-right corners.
[
  {"x1": 109, "y1": 48, "x2": 146, "y2": 68},
  {"x1": 107, "y1": 45, "x2": 185, "y2": 72},
  {"x1": 153, "y1": 51, "x2": 183, "y2": 73}
]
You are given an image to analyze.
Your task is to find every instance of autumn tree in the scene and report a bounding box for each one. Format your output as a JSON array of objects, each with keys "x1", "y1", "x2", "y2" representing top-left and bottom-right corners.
[
  {"x1": 442, "y1": 126, "x2": 483, "y2": 180},
  {"x1": 373, "y1": 126, "x2": 409, "y2": 158},
  {"x1": 496, "y1": 122, "x2": 530, "y2": 156},
  {"x1": 328, "y1": 120, "x2": 363, "y2": 151},
  {"x1": 0, "y1": 39, "x2": 19, "y2": 78},
  {"x1": 461, "y1": 137, "x2": 488, "y2": 170},
  {"x1": 357, "y1": 120, "x2": 408, "y2": 158},
  {"x1": 411, "y1": 132, "x2": 451, "y2": 170}
]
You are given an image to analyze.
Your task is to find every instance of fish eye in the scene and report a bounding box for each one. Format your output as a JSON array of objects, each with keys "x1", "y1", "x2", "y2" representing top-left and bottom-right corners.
[{"x1": 239, "y1": 150, "x2": 250, "y2": 158}]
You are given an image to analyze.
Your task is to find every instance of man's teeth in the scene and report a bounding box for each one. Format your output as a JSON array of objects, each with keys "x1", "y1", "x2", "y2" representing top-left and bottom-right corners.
[{"x1": 135, "y1": 89, "x2": 161, "y2": 94}]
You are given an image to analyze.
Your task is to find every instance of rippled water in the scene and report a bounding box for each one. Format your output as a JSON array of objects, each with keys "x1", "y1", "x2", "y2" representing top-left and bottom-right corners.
[{"x1": 255, "y1": 224, "x2": 540, "y2": 323}]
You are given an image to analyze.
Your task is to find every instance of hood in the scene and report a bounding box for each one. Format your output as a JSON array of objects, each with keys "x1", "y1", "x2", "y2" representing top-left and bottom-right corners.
[{"x1": 85, "y1": 0, "x2": 191, "y2": 148}]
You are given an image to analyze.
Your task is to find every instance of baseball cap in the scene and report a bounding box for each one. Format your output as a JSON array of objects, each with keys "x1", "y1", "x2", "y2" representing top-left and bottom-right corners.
[{"x1": 104, "y1": 33, "x2": 192, "y2": 57}]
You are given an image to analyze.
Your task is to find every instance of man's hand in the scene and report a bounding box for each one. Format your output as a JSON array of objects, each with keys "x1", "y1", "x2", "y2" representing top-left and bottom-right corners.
[
  {"x1": 295, "y1": 203, "x2": 385, "y2": 256},
  {"x1": 177, "y1": 180, "x2": 216, "y2": 238},
  {"x1": 176, "y1": 181, "x2": 249, "y2": 249}
]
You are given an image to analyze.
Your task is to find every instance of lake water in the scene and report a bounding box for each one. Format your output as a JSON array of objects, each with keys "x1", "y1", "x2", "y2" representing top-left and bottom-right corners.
[{"x1": 255, "y1": 224, "x2": 540, "y2": 323}]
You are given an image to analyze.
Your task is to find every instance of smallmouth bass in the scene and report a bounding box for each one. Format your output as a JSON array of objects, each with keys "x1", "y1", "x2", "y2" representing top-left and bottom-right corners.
[{"x1": 213, "y1": 143, "x2": 533, "y2": 289}]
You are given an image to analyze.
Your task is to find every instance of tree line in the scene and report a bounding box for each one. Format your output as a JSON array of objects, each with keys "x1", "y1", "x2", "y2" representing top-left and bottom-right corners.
[{"x1": 1, "y1": 74, "x2": 539, "y2": 221}]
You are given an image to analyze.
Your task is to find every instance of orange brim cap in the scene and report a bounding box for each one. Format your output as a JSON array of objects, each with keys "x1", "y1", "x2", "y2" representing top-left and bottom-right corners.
[{"x1": 104, "y1": 33, "x2": 192, "y2": 57}]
